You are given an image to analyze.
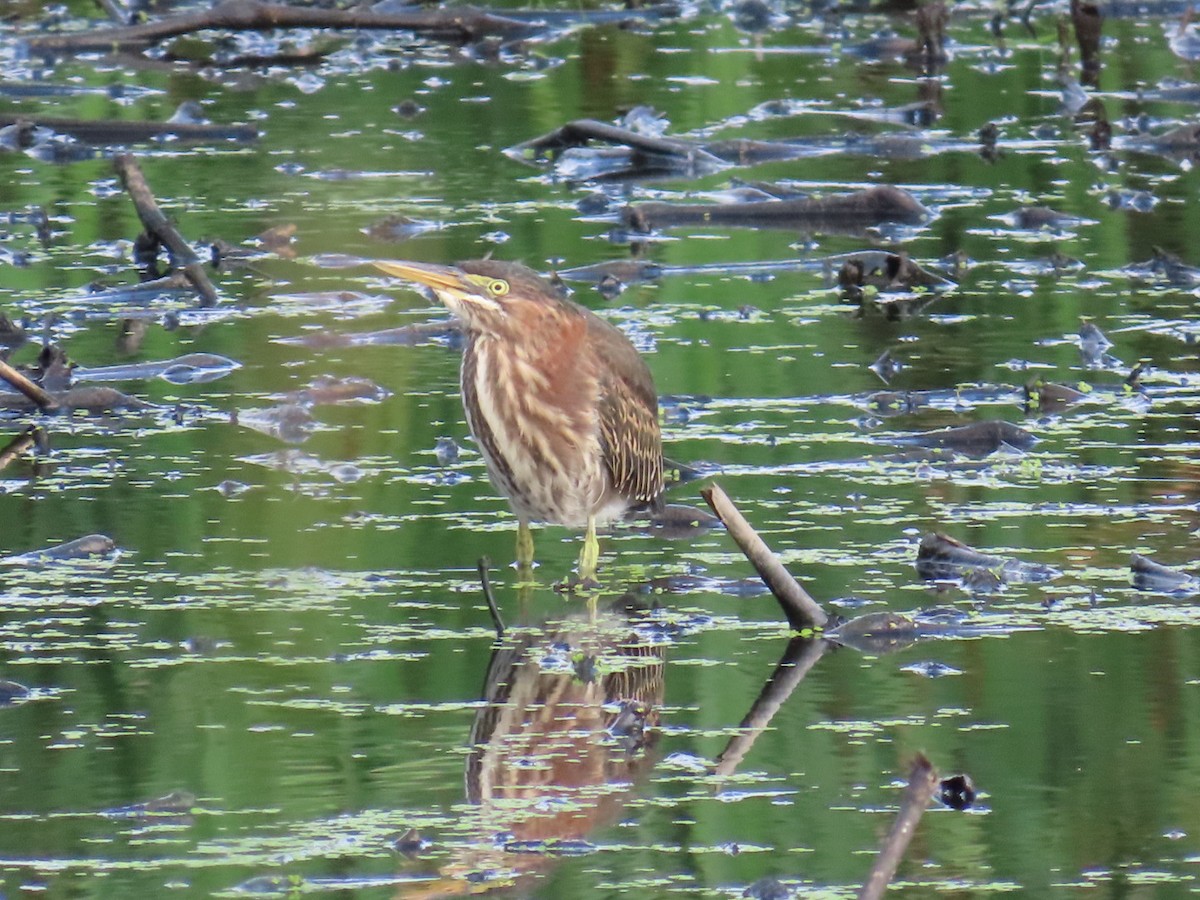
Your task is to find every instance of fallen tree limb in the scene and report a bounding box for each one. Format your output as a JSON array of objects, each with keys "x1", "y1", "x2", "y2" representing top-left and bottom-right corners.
[
  {"x1": 700, "y1": 483, "x2": 828, "y2": 630},
  {"x1": 624, "y1": 186, "x2": 930, "y2": 233},
  {"x1": 508, "y1": 118, "x2": 723, "y2": 166},
  {"x1": 0, "y1": 359, "x2": 59, "y2": 412},
  {"x1": 113, "y1": 153, "x2": 219, "y2": 306},
  {"x1": 0, "y1": 113, "x2": 257, "y2": 144},
  {"x1": 859, "y1": 754, "x2": 939, "y2": 900},
  {"x1": 26, "y1": 0, "x2": 540, "y2": 53}
]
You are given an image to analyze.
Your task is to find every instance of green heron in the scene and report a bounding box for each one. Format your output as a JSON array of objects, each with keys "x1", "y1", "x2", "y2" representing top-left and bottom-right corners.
[{"x1": 375, "y1": 259, "x2": 663, "y2": 584}]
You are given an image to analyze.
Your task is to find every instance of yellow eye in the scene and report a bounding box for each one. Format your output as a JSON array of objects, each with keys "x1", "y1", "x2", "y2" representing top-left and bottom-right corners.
[{"x1": 488, "y1": 279, "x2": 509, "y2": 297}]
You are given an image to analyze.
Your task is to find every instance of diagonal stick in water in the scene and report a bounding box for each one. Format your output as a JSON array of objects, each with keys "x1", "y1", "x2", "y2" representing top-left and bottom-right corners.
[
  {"x1": 701, "y1": 483, "x2": 828, "y2": 630},
  {"x1": 858, "y1": 753, "x2": 939, "y2": 900}
]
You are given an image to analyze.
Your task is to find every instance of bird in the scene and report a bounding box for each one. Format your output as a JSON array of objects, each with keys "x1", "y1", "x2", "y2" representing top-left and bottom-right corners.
[{"x1": 374, "y1": 259, "x2": 664, "y2": 585}]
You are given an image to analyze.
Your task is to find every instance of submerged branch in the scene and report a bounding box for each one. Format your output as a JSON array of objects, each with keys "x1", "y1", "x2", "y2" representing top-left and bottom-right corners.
[
  {"x1": 700, "y1": 483, "x2": 828, "y2": 630},
  {"x1": 858, "y1": 754, "x2": 939, "y2": 900},
  {"x1": 114, "y1": 153, "x2": 219, "y2": 306}
]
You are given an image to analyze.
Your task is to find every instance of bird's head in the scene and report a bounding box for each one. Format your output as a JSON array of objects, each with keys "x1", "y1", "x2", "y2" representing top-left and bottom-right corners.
[{"x1": 374, "y1": 259, "x2": 562, "y2": 336}]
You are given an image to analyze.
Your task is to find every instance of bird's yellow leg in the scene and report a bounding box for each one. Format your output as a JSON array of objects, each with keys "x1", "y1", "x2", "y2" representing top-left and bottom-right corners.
[
  {"x1": 516, "y1": 520, "x2": 535, "y2": 583},
  {"x1": 577, "y1": 515, "x2": 600, "y2": 587}
]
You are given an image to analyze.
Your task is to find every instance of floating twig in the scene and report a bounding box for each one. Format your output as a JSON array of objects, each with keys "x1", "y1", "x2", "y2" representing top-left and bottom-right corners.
[
  {"x1": 478, "y1": 556, "x2": 505, "y2": 638},
  {"x1": 113, "y1": 153, "x2": 219, "y2": 306},
  {"x1": 700, "y1": 483, "x2": 828, "y2": 630},
  {"x1": 0, "y1": 358, "x2": 59, "y2": 412},
  {"x1": 858, "y1": 753, "x2": 939, "y2": 900}
]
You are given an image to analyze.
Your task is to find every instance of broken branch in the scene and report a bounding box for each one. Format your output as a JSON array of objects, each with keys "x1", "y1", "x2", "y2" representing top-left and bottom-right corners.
[
  {"x1": 700, "y1": 483, "x2": 828, "y2": 630},
  {"x1": 113, "y1": 153, "x2": 219, "y2": 306},
  {"x1": 0, "y1": 359, "x2": 59, "y2": 412},
  {"x1": 858, "y1": 753, "x2": 939, "y2": 900}
]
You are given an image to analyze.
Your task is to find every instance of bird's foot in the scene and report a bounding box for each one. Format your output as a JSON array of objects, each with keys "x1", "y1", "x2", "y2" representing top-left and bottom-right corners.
[{"x1": 555, "y1": 572, "x2": 602, "y2": 594}]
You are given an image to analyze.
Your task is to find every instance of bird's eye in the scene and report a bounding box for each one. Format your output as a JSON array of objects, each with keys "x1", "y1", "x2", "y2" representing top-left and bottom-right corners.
[{"x1": 488, "y1": 279, "x2": 509, "y2": 297}]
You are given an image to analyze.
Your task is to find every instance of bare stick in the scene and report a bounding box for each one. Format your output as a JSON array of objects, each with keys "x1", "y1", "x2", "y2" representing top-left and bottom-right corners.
[
  {"x1": 26, "y1": 0, "x2": 538, "y2": 53},
  {"x1": 477, "y1": 557, "x2": 505, "y2": 638},
  {"x1": 713, "y1": 636, "x2": 827, "y2": 777},
  {"x1": 700, "y1": 483, "x2": 828, "y2": 630},
  {"x1": 113, "y1": 154, "x2": 219, "y2": 306},
  {"x1": 0, "y1": 359, "x2": 59, "y2": 412},
  {"x1": 858, "y1": 753, "x2": 939, "y2": 900}
]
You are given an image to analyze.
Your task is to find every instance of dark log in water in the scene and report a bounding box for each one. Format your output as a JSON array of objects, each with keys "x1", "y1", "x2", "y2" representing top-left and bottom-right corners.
[
  {"x1": 25, "y1": 0, "x2": 543, "y2": 53},
  {"x1": 1131, "y1": 552, "x2": 1198, "y2": 594},
  {"x1": 916, "y1": 532, "x2": 1061, "y2": 584},
  {"x1": 887, "y1": 419, "x2": 1038, "y2": 456},
  {"x1": 508, "y1": 118, "x2": 725, "y2": 168},
  {"x1": 113, "y1": 154, "x2": 219, "y2": 306},
  {"x1": 623, "y1": 186, "x2": 930, "y2": 233},
  {"x1": 0, "y1": 113, "x2": 257, "y2": 144},
  {"x1": 7, "y1": 534, "x2": 117, "y2": 564}
]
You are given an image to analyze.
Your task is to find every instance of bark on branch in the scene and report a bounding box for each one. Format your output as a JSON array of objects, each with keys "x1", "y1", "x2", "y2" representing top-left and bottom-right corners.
[
  {"x1": 858, "y1": 754, "x2": 939, "y2": 900},
  {"x1": 700, "y1": 483, "x2": 829, "y2": 630},
  {"x1": 113, "y1": 153, "x2": 219, "y2": 306}
]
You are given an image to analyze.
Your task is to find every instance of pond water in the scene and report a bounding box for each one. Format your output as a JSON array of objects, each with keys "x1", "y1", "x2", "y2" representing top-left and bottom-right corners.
[{"x1": 1, "y1": 1, "x2": 1200, "y2": 897}]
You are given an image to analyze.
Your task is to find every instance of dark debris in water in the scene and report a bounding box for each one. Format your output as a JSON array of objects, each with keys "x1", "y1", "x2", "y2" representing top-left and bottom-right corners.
[
  {"x1": 4, "y1": 533, "x2": 117, "y2": 565},
  {"x1": 885, "y1": 419, "x2": 1037, "y2": 456},
  {"x1": 1130, "y1": 553, "x2": 1198, "y2": 595},
  {"x1": 916, "y1": 532, "x2": 1061, "y2": 586},
  {"x1": 938, "y1": 774, "x2": 977, "y2": 811}
]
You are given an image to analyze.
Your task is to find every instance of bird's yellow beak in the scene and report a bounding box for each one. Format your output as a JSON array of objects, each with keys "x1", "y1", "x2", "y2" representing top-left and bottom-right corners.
[{"x1": 374, "y1": 260, "x2": 471, "y2": 294}]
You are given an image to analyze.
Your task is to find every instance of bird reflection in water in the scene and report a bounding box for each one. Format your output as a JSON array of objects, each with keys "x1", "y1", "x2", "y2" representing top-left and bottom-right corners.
[{"x1": 398, "y1": 600, "x2": 665, "y2": 897}]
